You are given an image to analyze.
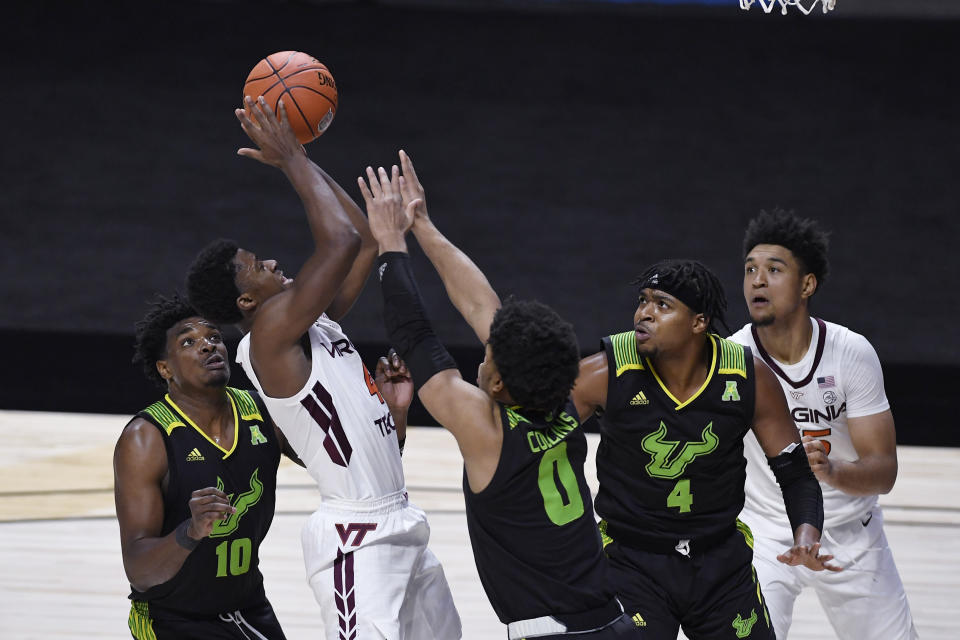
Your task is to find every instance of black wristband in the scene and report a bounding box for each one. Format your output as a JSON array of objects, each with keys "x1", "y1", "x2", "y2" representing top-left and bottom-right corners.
[
  {"x1": 378, "y1": 252, "x2": 458, "y2": 388},
  {"x1": 175, "y1": 519, "x2": 201, "y2": 551},
  {"x1": 768, "y1": 444, "x2": 824, "y2": 533}
]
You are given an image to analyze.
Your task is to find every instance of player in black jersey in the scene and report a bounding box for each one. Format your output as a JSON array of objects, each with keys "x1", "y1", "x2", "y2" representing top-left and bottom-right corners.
[
  {"x1": 572, "y1": 260, "x2": 840, "y2": 639},
  {"x1": 361, "y1": 151, "x2": 635, "y2": 638},
  {"x1": 115, "y1": 294, "x2": 301, "y2": 639}
]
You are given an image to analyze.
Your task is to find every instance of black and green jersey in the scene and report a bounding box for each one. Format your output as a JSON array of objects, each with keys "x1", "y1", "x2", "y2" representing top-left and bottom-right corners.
[
  {"x1": 129, "y1": 387, "x2": 281, "y2": 615},
  {"x1": 463, "y1": 399, "x2": 613, "y2": 624},
  {"x1": 596, "y1": 332, "x2": 756, "y2": 544}
]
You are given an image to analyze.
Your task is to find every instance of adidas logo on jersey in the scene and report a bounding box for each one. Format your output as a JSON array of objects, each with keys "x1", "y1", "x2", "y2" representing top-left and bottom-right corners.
[
  {"x1": 186, "y1": 448, "x2": 205, "y2": 462},
  {"x1": 632, "y1": 612, "x2": 647, "y2": 627},
  {"x1": 629, "y1": 391, "x2": 649, "y2": 406}
]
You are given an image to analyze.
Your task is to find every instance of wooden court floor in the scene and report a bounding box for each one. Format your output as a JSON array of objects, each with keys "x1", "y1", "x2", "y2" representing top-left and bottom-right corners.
[{"x1": 0, "y1": 409, "x2": 956, "y2": 639}]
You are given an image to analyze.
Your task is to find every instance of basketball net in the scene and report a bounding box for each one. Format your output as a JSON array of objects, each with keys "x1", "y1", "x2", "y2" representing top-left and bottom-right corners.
[{"x1": 739, "y1": 0, "x2": 836, "y2": 14}]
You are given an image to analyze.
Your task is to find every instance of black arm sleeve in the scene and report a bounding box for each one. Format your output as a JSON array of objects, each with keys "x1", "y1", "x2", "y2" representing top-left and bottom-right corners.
[
  {"x1": 378, "y1": 252, "x2": 458, "y2": 389},
  {"x1": 767, "y1": 444, "x2": 825, "y2": 534}
]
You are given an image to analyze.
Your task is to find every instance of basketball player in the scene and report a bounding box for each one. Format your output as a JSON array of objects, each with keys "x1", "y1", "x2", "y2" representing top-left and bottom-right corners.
[
  {"x1": 730, "y1": 209, "x2": 918, "y2": 639},
  {"x1": 572, "y1": 259, "x2": 839, "y2": 639},
  {"x1": 359, "y1": 150, "x2": 635, "y2": 638},
  {"x1": 185, "y1": 97, "x2": 460, "y2": 640},
  {"x1": 115, "y1": 294, "x2": 293, "y2": 639}
]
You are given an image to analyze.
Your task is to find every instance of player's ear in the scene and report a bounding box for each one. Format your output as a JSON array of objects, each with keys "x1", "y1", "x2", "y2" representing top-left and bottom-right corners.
[
  {"x1": 237, "y1": 292, "x2": 257, "y2": 314},
  {"x1": 800, "y1": 273, "x2": 818, "y2": 300},
  {"x1": 691, "y1": 312, "x2": 708, "y2": 335},
  {"x1": 156, "y1": 359, "x2": 172, "y2": 383}
]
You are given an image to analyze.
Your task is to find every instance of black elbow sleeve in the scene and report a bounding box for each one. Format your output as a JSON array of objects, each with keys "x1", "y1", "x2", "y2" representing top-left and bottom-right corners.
[
  {"x1": 767, "y1": 444, "x2": 824, "y2": 534},
  {"x1": 378, "y1": 252, "x2": 458, "y2": 389}
]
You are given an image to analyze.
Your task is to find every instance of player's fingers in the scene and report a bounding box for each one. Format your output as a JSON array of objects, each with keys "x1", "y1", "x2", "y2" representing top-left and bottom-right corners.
[
  {"x1": 366, "y1": 167, "x2": 382, "y2": 198},
  {"x1": 357, "y1": 176, "x2": 374, "y2": 204},
  {"x1": 376, "y1": 356, "x2": 389, "y2": 377},
  {"x1": 191, "y1": 487, "x2": 230, "y2": 500},
  {"x1": 277, "y1": 98, "x2": 291, "y2": 129},
  {"x1": 399, "y1": 149, "x2": 420, "y2": 186},
  {"x1": 391, "y1": 165, "x2": 400, "y2": 193},
  {"x1": 257, "y1": 95, "x2": 276, "y2": 119},
  {"x1": 405, "y1": 199, "x2": 422, "y2": 220},
  {"x1": 378, "y1": 167, "x2": 392, "y2": 197}
]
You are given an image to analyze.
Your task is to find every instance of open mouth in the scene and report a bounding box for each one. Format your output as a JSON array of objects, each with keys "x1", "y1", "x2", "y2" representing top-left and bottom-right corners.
[{"x1": 204, "y1": 354, "x2": 226, "y2": 369}]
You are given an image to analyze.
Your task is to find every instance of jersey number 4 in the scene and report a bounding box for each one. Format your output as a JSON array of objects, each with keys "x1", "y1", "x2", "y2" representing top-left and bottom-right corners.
[{"x1": 537, "y1": 443, "x2": 585, "y2": 526}]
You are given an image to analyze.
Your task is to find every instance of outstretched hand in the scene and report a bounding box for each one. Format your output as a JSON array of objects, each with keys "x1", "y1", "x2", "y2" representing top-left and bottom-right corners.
[
  {"x1": 398, "y1": 150, "x2": 429, "y2": 226},
  {"x1": 777, "y1": 541, "x2": 843, "y2": 572},
  {"x1": 235, "y1": 96, "x2": 306, "y2": 168},
  {"x1": 358, "y1": 165, "x2": 414, "y2": 252},
  {"x1": 375, "y1": 349, "x2": 413, "y2": 414}
]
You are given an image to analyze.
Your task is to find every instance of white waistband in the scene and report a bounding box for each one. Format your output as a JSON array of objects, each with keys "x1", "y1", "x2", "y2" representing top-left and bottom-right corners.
[
  {"x1": 507, "y1": 616, "x2": 567, "y2": 639},
  {"x1": 318, "y1": 489, "x2": 408, "y2": 515}
]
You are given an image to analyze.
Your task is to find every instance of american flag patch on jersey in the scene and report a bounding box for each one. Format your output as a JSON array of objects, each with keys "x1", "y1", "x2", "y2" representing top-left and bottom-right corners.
[{"x1": 817, "y1": 375, "x2": 836, "y2": 388}]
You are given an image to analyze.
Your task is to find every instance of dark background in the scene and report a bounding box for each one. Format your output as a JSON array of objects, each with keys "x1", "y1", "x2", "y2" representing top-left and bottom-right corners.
[{"x1": 3, "y1": 0, "x2": 958, "y2": 444}]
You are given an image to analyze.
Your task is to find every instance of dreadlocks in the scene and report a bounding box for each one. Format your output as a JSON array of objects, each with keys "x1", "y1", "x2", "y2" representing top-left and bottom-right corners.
[{"x1": 633, "y1": 259, "x2": 729, "y2": 335}]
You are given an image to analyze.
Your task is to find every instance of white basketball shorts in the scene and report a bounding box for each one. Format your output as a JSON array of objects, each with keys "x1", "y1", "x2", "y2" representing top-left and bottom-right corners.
[
  {"x1": 747, "y1": 507, "x2": 917, "y2": 640},
  {"x1": 301, "y1": 490, "x2": 462, "y2": 640}
]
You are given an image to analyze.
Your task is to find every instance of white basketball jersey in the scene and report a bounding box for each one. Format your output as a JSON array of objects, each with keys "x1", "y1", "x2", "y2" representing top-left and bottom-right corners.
[
  {"x1": 730, "y1": 318, "x2": 890, "y2": 531},
  {"x1": 236, "y1": 315, "x2": 405, "y2": 501}
]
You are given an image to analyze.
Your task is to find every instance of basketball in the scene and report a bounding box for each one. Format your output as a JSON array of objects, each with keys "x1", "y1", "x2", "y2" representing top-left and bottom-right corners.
[{"x1": 243, "y1": 51, "x2": 338, "y2": 144}]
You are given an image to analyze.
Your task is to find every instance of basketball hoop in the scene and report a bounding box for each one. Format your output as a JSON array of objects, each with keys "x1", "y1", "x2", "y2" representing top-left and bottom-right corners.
[{"x1": 740, "y1": 0, "x2": 836, "y2": 15}]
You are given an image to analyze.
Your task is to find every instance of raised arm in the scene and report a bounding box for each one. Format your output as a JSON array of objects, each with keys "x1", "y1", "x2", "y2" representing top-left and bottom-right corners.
[
  {"x1": 751, "y1": 357, "x2": 840, "y2": 572},
  {"x1": 114, "y1": 419, "x2": 235, "y2": 591},
  {"x1": 360, "y1": 166, "x2": 502, "y2": 490},
  {"x1": 236, "y1": 97, "x2": 360, "y2": 361},
  {"x1": 398, "y1": 150, "x2": 501, "y2": 344},
  {"x1": 313, "y1": 165, "x2": 378, "y2": 321}
]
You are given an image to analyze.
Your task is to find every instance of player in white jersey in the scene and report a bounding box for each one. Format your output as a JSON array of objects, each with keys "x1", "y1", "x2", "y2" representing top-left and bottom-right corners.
[
  {"x1": 730, "y1": 209, "x2": 917, "y2": 639},
  {"x1": 186, "y1": 97, "x2": 461, "y2": 640}
]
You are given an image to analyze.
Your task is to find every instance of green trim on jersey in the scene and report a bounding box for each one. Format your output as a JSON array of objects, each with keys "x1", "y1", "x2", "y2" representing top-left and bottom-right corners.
[
  {"x1": 598, "y1": 519, "x2": 614, "y2": 549},
  {"x1": 142, "y1": 401, "x2": 187, "y2": 436},
  {"x1": 610, "y1": 331, "x2": 645, "y2": 377},
  {"x1": 226, "y1": 387, "x2": 264, "y2": 422},
  {"x1": 717, "y1": 336, "x2": 748, "y2": 378},
  {"x1": 504, "y1": 405, "x2": 532, "y2": 430},
  {"x1": 736, "y1": 518, "x2": 754, "y2": 549},
  {"x1": 128, "y1": 600, "x2": 157, "y2": 640}
]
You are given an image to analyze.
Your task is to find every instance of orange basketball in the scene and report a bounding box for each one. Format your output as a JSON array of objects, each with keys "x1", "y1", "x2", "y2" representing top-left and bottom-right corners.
[{"x1": 243, "y1": 51, "x2": 338, "y2": 144}]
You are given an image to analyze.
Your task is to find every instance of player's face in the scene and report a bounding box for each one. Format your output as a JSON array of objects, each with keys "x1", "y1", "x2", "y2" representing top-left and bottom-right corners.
[
  {"x1": 233, "y1": 248, "x2": 293, "y2": 303},
  {"x1": 743, "y1": 244, "x2": 810, "y2": 326},
  {"x1": 159, "y1": 317, "x2": 230, "y2": 390},
  {"x1": 633, "y1": 288, "x2": 700, "y2": 358}
]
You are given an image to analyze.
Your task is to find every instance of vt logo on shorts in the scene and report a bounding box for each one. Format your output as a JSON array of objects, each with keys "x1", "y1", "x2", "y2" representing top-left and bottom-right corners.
[
  {"x1": 732, "y1": 609, "x2": 758, "y2": 638},
  {"x1": 641, "y1": 422, "x2": 719, "y2": 479},
  {"x1": 210, "y1": 469, "x2": 264, "y2": 538},
  {"x1": 335, "y1": 522, "x2": 378, "y2": 548}
]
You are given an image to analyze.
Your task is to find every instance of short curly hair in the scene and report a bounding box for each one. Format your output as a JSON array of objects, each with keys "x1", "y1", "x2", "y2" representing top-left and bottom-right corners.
[
  {"x1": 186, "y1": 239, "x2": 243, "y2": 324},
  {"x1": 743, "y1": 208, "x2": 830, "y2": 292},
  {"x1": 487, "y1": 298, "x2": 580, "y2": 415},
  {"x1": 133, "y1": 293, "x2": 202, "y2": 389}
]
